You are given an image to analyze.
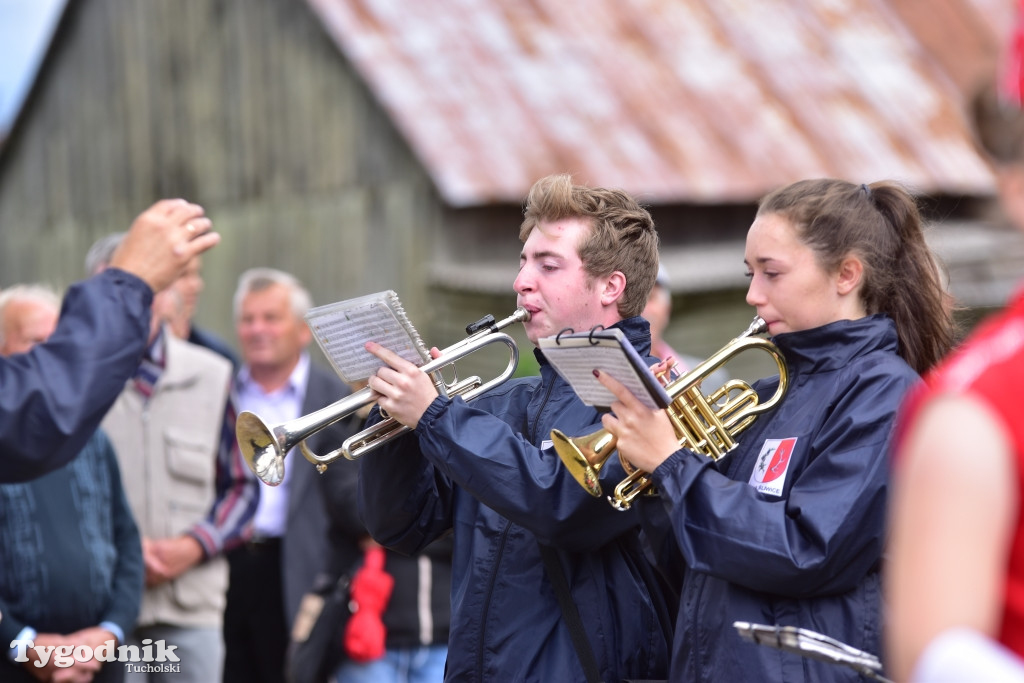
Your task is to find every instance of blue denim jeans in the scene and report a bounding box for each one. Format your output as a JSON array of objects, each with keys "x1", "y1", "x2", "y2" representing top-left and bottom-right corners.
[
  {"x1": 123, "y1": 624, "x2": 223, "y2": 683},
  {"x1": 334, "y1": 645, "x2": 447, "y2": 683}
]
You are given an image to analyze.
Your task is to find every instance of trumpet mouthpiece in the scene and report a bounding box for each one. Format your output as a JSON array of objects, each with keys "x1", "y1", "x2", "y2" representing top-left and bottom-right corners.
[{"x1": 743, "y1": 316, "x2": 769, "y2": 338}]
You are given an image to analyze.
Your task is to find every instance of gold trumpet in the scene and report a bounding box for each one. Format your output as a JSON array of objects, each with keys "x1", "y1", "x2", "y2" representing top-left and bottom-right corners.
[
  {"x1": 551, "y1": 316, "x2": 789, "y2": 510},
  {"x1": 238, "y1": 307, "x2": 530, "y2": 486}
]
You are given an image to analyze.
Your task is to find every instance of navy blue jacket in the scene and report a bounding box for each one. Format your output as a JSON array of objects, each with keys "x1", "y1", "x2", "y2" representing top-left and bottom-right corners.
[
  {"x1": 359, "y1": 316, "x2": 672, "y2": 683},
  {"x1": 643, "y1": 315, "x2": 918, "y2": 682},
  {"x1": 0, "y1": 269, "x2": 151, "y2": 483},
  {"x1": 0, "y1": 429, "x2": 143, "y2": 645}
]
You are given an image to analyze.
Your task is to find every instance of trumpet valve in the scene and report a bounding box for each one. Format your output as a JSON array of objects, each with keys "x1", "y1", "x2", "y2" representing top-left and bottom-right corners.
[{"x1": 654, "y1": 356, "x2": 678, "y2": 386}]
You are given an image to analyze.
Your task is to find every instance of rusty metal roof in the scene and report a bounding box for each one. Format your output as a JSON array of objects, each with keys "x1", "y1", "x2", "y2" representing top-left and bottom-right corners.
[{"x1": 306, "y1": 0, "x2": 1014, "y2": 207}]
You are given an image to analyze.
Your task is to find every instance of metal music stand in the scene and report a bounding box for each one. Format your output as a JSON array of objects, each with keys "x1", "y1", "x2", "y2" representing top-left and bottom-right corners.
[{"x1": 733, "y1": 621, "x2": 893, "y2": 683}]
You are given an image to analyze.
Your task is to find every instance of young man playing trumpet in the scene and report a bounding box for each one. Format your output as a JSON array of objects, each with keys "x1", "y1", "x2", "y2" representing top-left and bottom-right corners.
[{"x1": 358, "y1": 174, "x2": 673, "y2": 683}]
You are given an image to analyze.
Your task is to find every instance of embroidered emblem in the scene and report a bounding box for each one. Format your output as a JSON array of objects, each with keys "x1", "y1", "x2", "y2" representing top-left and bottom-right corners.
[{"x1": 748, "y1": 437, "x2": 798, "y2": 497}]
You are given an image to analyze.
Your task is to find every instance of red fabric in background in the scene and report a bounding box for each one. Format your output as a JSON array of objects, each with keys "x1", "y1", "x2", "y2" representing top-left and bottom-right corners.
[{"x1": 344, "y1": 545, "x2": 394, "y2": 663}]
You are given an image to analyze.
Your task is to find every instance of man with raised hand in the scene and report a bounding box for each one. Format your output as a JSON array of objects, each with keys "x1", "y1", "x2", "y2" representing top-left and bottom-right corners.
[{"x1": 0, "y1": 199, "x2": 220, "y2": 483}]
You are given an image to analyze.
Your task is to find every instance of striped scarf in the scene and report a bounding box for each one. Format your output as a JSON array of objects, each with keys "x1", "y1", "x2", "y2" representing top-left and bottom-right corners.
[{"x1": 133, "y1": 329, "x2": 167, "y2": 400}]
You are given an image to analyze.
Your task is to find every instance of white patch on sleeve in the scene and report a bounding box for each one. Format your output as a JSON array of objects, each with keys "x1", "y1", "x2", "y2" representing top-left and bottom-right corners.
[{"x1": 748, "y1": 437, "x2": 798, "y2": 497}]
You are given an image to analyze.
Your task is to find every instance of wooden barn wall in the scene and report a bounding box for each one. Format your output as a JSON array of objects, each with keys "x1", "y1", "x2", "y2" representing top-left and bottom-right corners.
[
  {"x1": 0, "y1": 0, "x2": 443, "y2": 354},
  {"x1": 0, "y1": 0, "x2": 843, "y2": 388}
]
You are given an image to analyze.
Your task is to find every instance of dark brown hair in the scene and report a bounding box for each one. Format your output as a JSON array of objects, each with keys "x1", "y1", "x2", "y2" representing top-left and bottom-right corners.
[
  {"x1": 758, "y1": 179, "x2": 955, "y2": 374},
  {"x1": 520, "y1": 174, "x2": 659, "y2": 318},
  {"x1": 970, "y1": 77, "x2": 1024, "y2": 164}
]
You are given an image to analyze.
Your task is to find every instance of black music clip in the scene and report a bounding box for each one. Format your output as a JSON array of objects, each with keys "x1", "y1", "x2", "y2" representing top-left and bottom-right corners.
[{"x1": 555, "y1": 327, "x2": 576, "y2": 345}]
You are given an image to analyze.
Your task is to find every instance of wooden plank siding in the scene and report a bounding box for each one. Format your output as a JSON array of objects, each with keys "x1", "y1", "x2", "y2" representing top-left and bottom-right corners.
[{"x1": 0, "y1": 0, "x2": 445, "y2": 359}]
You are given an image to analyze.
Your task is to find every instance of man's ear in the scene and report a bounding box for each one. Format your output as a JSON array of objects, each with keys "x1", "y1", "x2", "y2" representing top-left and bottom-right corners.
[
  {"x1": 601, "y1": 271, "x2": 627, "y2": 306},
  {"x1": 836, "y1": 256, "x2": 864, "y2": 296},
  {"x1": 299, "y1": 321, "x2": 314, "y2": 347}
]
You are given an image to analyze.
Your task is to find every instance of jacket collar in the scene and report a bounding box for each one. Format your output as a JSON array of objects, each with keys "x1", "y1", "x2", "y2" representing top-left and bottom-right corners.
[{"x1": 771, "y1": 314, "x2": 899, "y2": 375}]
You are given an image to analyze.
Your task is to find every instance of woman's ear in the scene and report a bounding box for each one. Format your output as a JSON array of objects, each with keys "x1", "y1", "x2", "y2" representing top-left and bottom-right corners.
[
  {"x1": 601, "y1": 270, "x2": 627, "y2": 306},
  {"x1": 836, "y1": 256, "x2": 864, "y2": 296}
]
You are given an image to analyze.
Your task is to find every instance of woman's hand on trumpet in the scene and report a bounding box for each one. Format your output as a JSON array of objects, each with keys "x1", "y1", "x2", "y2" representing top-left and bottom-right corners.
[
  {"x1": 595, "y1": 368, "x2": 679, "y2": 474},
  {"x1": 365, "y1": 342, "x2": 442, "y2": 430}
]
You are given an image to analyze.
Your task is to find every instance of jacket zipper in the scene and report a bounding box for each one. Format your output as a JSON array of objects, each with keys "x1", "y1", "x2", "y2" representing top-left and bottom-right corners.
[
  {"x1": 476, "y1": 520, "x2": 512, "y2": 681},
  {"x1": 475, "y1": 377, "x2": 556, "y2": 680},
  {"x1": 528, "y1": 378, "x2": 556, "y2": 443}
]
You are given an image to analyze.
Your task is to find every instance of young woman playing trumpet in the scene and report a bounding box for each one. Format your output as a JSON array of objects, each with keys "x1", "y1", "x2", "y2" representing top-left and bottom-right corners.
[{"x1": 595, "y1": 178, "x2": 955, "y2": 682}]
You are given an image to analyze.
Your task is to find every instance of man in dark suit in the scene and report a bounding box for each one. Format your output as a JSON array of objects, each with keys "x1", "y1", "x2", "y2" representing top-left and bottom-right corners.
[{"x1": 224, "y1": 268, "x2": 357, "y2": 683}]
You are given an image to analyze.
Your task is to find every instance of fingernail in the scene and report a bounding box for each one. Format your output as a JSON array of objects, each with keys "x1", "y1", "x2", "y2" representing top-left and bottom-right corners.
[{"x1": 592, "y1": 369, "x2": 600, "y2": 377}]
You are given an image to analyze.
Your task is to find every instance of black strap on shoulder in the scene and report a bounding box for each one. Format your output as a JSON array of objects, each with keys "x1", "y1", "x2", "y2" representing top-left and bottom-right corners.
[{"x1": 538, "y1": 541, "x2": 604, "y2": 683}]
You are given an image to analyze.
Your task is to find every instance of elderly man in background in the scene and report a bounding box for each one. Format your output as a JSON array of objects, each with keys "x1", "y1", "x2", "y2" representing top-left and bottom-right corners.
[{"x1": 224, "y1": 267, "x2": 357, "y2": 683}]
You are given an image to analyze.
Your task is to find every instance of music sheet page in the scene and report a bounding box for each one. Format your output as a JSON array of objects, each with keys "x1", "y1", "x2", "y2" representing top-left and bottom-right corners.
[
  {"x1": 538, "y1": 329, "x2": 669, "y2": 409},
  {"x1": 305, "y1": 291, "x2": 429, "y2": 383}
]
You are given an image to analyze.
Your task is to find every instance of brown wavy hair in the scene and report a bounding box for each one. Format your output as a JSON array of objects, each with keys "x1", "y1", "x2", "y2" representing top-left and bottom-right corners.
[
  {"x1": 519, "y1": 174, "x2": 659, "y2": 318},
  {"x1": 970, "y1": 77, "x2": 1024, "y2": 163}
]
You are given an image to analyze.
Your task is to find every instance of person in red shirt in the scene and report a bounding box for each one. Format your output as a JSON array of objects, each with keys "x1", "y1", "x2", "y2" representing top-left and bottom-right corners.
[{"x1": 885, "y1": 70, "x2": 1024, "y2": 681}]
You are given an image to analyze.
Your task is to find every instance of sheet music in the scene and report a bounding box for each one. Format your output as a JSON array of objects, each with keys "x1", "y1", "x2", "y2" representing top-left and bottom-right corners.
[
  {"x1": 305, "y1": 291, "x2": 429, "y2": 383},
  {"x1": 538, "y1": 328, "x2": 670, "y2": 410}
]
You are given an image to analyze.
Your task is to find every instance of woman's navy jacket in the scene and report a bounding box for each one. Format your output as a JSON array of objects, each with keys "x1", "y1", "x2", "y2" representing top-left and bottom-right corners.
[{"x1": 644, "y1": 314, "x2": 918, "y2": 682}]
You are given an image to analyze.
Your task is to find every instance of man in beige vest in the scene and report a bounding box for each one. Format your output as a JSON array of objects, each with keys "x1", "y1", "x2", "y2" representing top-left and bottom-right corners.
[{"x1": 90, "y1": 235, "x2": 258, "y2": 683}]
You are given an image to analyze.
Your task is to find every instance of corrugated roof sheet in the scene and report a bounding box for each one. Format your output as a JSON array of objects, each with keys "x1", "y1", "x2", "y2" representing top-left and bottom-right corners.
[{"x1": 306, "y1": 0, "x2": 1013, "y2": 207}]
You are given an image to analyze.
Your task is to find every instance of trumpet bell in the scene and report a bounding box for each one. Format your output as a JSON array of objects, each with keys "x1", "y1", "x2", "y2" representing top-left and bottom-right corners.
[
  {"x1": 237, "y1": 410, "x2": 287, "y2": 486},
  {"x1": 550, "y1": 428, "x2": 616, "y2": 497}
]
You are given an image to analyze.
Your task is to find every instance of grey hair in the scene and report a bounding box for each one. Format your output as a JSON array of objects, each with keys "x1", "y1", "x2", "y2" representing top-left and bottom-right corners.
[
  {"x1": 0, "y1": 284, "x2": 62, "y2": 348},
  {"x1": 84, "y1": 232, "x2": 126, "y2": 275},
  {"x1": 232, "y1": 268, "x2": 313, "y2": 321}
]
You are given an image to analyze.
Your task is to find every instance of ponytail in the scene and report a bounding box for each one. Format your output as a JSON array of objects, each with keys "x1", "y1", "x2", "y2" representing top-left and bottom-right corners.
[{"x1": 866, "y1": 183, "x2": 957, "y2": 373}]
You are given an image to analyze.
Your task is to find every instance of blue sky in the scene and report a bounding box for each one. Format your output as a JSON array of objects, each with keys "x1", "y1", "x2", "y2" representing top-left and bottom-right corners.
[{"x1": 0, "y1": 0, "x2": 65, "y2": 139}]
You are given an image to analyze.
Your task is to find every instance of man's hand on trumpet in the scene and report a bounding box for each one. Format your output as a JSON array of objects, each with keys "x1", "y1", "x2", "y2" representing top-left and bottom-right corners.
[
  {"x1": 364, "y1": 342, "x2": 442, "y2": 430},
  {"x1": 594, "y1": 368, "x2": 679, "y2": 474}
]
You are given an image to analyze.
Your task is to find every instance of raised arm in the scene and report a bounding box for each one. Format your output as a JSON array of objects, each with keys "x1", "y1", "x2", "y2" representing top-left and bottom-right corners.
[
  {"x1": 0, "y1": 199, "x2": 220, "y2": 482},
  {"x1": 886, "y1": 394, "x2": 1018, "y2": 682}
]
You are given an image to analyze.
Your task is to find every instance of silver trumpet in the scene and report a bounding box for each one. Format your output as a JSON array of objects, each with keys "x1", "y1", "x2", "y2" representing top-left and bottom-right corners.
[{"x1": 238, "y1": 307, "x2": 530, "y2": 486}]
